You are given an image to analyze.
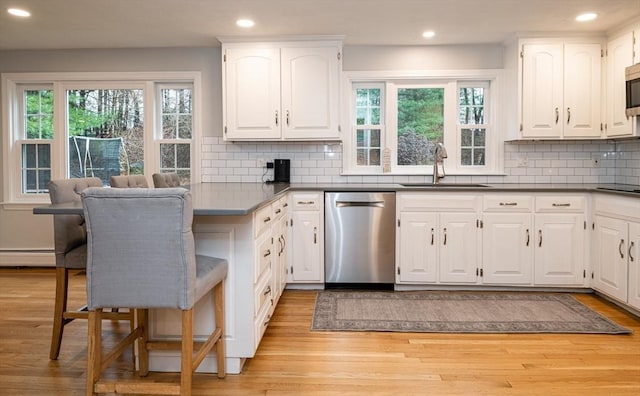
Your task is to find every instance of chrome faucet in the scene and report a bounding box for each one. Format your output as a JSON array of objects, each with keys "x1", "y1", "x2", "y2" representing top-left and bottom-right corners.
[{"x1": 432, "y1": 142, "x2": 448, "y2": 184}]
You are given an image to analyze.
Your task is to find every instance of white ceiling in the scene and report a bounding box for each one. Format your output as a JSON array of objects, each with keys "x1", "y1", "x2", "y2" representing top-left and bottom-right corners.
[{"x1": 1, "y1": 0, "x2": 640, "y2": 50}]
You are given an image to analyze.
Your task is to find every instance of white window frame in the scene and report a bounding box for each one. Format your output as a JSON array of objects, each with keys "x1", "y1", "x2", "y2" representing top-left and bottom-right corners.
[
  {"x1": 1, "y1": 72, "x2": 202, "y2": 204},
  {"x1": 348, "y1": 82, "x2": 385, "y2": 172},
  {"x1": 156, "y1": 83, "x2": 195, "y2": 178},
  {"x1": 342, "y1": 70, "x2": 504, "y2": 176}
]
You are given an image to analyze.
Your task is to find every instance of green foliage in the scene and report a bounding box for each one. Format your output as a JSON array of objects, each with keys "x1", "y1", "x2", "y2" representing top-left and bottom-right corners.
[
  {"x1": 397, "y1": 88, "x2": 444, "y2": 141},
  {"x1": 67, "y1": 91, "x2": 117, "y2": 137},
  {"x1": 25, "y1": 90, "x2": 54, "y2": 139},
  {"x1": 396, "y1": 88, "x2": 443, "y2": 165}
]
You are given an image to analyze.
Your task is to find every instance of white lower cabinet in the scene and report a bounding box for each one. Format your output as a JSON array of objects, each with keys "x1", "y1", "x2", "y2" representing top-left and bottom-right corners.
[
  {"x1": 397, "y1": 212, "x2": 438, "y2": 283},
  {"x1": 534, "y1": 213, "x2": 585, "y2": 285},
  {"x1": 593, "y1": 216, "x2": 629, "y2": 302},
  {"x1": 289, "y1": 192, "x2": 324, "y2": 283},
  {"x1": 482, "y1": 213, "x2": 533, "y2": 284},
  {"x1": 396, "y1": 193, "x2": 481, "y2": 284},
  {"x1": 627, "y1": 222, "x2": 640, "y2": 310},
  {"x1": 439, "y1": 213, "x2": 480, "y2": 283},
  {"x1": 592, "y1": 194, "x2": 640, "y2": 308}
]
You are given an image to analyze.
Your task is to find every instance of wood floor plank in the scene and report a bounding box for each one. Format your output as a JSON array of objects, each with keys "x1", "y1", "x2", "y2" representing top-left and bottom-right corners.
[{"x1": 1, "y1": 268, "x2": 639, "y2": 395}]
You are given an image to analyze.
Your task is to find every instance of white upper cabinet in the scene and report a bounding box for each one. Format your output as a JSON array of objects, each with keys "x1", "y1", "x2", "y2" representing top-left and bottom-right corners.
[
  {"x1": 224, "y1": 48, "x2": 281, "y2": 139},
  {"x1": 520, "y1": 42, "x2": 602, "y2": 139},
  {"x1": 605, "y1": 32, "x2": 635, "y2": 138},
  {"x1": 221, "y1": 38, "x2": 342, "y2": 141}
]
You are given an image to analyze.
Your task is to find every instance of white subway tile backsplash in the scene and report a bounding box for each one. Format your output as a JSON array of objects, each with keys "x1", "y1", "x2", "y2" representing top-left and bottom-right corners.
[{"x1": 199, "y1": 137, "x2": 639, "y2": 185}]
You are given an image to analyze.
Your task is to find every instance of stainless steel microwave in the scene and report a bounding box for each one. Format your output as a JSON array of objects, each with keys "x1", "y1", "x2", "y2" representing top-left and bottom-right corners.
[{"x1": 626, "y1": 63, "x2": 640, "y2": 117}]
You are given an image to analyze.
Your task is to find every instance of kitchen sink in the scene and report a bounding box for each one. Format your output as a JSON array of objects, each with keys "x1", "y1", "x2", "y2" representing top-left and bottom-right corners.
[{"x1": 401, "y1": 183, "x2": 490, "y2": 188}]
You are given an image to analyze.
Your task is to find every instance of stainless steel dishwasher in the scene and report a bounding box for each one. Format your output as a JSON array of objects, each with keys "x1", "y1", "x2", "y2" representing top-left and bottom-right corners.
[{"x1": 325, "y1": 192, "x2": 396, "y2": 288}]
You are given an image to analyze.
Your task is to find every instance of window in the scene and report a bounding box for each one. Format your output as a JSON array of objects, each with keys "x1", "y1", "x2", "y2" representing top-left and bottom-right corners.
[
  {"x1": 354, "y1": 84, "x2": 383, "y2": 167},
  {"x1": 344, "y1": 71, "x2": 502, "y2": 175},
  {"x1": 459, "y1": 83, "x2": 488, "y2": 167},
  {"x1": 20, "y1": 87, "x2": 54, "y2": 193},
  {"x1": 158, "y1": 86, "x2": 192, "y2": 184},
  {"x1": 2, "y1": 72, "x2": 201, "y2": 203}
]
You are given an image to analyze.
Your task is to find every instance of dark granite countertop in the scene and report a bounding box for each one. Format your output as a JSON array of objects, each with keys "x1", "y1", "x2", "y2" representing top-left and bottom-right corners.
[{"x1": 33, "y1": 182, "x2": 640, "y2": 216}]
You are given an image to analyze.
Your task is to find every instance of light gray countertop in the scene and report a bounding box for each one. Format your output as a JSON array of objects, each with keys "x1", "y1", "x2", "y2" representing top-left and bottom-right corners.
[{"x1": 33, "y1": 182, "x2": 640, "y2": 216}]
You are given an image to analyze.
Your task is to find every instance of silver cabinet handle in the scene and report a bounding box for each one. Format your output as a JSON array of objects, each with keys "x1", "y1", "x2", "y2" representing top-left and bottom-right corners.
[
  {"x1": 443, "y1": 228, "x2": 447, "y2": 246},
  {"x1": 297, "y1": 201, "x2": 315, "y2": 205},
  {"x1": 630, "y1": 241, "x2": 635, "y2": 262},
  {"x1": 286, "y1": 110, "x2": 290, "y2": 126},
  {"x1": 526, "y1": 229, "x2": 530, "y2": 247},
  {"x1": 275, "y1": 110, "x2": 279, "y2": 126},
  {"x1": 430, "y1": 228, "x2": 434, "y2": 245},
  {"x1": 499, "y1": 202, "x2": 518, "y2": 206},
  {"x1": 555, "y1": 107, "x2": 559, "y2": 124},
  {"x1": 552, "y1": 203, "x2": 571, "y2": 207},
  {"x1": 567, "y1": 107, "x2": 571, "y2": 124},
  {"x1": 313, "y1": 227, "x2": 317, "y2": 244},
  {"x1": 619, "y1": 239, "x2": 625, "y2": 259},
  {"x1": 538, "y1": 230, "x2": 542, "y2": 247}
]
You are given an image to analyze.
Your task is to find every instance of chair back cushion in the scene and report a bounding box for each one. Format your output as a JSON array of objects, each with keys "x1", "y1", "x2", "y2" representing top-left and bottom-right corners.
[
  {"x1": 153, "y1": 172, "x2": 181, "y2": 188},
  {"x1": 109, "y1": 175, "x2": 149, "y2": 188},
  {"x1": 48, "y1": 177, "x2": 103, "y2": 268},
  {"x1": 82, "y1": 187, "x2": 196, "y2": 310}
]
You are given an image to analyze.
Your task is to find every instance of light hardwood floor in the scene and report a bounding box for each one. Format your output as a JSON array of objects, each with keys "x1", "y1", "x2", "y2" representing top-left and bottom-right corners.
[{"x1": 1, "y1": 268, "x2": 639, "y2": 396}]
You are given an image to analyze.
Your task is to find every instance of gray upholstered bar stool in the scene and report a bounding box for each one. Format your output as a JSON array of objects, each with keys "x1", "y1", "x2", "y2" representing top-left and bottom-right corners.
[
  {"x1": 48, "y1": 177, "x2": 133, "y2": 360},
  {"x1": 152, "y1": 172, "x2": 181, "y2": 188},
  {"x1": 109, "y1": 175, "x2": 149, "y2": 188},
  {"x1": 82, "y1": 187, "x2": 227, "y2": 396}
]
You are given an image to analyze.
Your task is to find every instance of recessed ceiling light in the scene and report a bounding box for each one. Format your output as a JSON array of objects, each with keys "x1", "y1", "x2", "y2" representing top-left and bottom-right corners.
[
  {"x1": 7, "y1": 8, "x2": 31, "y2": 17},
  {"x1": 236, "y1": 19, "x2": 255, "y2": 28},
  {"x1": 422, "y1": 31, "x2": 436, "y2": 39},
  {"x1": 576, "y1": 13, "x2": 597, "y2": 22}
]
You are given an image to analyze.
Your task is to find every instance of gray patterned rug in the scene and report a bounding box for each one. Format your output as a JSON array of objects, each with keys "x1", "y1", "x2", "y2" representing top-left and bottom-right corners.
[{"x1": 311, "y1": 290, "x2": 631, "y2": 334}]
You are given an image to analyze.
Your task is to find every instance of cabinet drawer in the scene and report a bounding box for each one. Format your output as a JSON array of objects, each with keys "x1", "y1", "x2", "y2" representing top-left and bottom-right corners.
[
  {"x1": 254, "y1": 298, "x2": 271, "y2": 346},
  {"x1": 254, "y1": 233, "x2": 273, "y2": 283},
  {"x1": 398, "y1": 193, "x2": 480, "y2": 212},
  {"x1": 483, "y1": 195, "x2": 533, "y2": 212},
  {"x1": 273, "y1": 195, "x2": 289, "y2": 218},
  {"x1": 254, "y1": 273, "x2": 273, "y2": 317},
  {"x1": 291, "y1": 193, "x2": 321, "y2": 211},
  {"x1": 535, "y1": 195, "x2": 585, "y2": 212},
  {"x1": 254, "y1": 204, "x2": 273, "y2": 237}
]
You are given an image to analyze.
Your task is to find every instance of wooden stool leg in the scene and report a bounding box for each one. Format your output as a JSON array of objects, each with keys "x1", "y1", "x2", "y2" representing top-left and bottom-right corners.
[
  {"x1": 86, "y1": 309, "x2": 102, "y2": 396},
  {"x1": 180, "y1": 309, "x2": 194, "y2": 396},
  {"x1": 214, "y1": 281, "x2": 226, "y2": 378},
  {"x1": 138, "y1": 309, "x2": 149, "y2": 376},
  {"x1": 50, "y1": 267, "x2": 69, "y2": 360}
]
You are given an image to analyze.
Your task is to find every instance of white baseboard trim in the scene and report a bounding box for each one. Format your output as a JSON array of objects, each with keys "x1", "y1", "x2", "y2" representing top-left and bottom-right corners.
[{"x1": 0, "y1": 251, "x2": 55, "y2": 267}]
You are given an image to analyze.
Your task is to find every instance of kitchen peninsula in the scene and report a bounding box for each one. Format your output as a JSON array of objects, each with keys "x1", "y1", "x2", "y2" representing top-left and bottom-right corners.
[{"x1": 34, "y1": 182, "x2": 640, "y2": 374}]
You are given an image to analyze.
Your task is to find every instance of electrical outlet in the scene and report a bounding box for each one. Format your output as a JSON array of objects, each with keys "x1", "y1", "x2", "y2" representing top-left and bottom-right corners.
[
  {"x1": 257, "y1": 158, "x2": 267, "y2": 168},
  {"x1": 516, "y1": 157, "x2": 528, "y2": 167}
]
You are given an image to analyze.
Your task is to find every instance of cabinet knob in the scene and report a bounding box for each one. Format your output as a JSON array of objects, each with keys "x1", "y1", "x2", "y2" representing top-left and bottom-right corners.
[
  {"x1": 275, "y1": 110, "x2": 279, "y2": 126},
  {"x1": 567, "y1": 107, "x2": 571, "y2": 124},
  {"x1": 555, "y1": 107, "x2": 559, "y2": 124}
]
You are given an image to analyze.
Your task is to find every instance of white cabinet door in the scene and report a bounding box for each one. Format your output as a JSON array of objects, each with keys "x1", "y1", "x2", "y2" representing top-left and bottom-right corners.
[
  {"x1": 439, "y1": 213, "x2": 479, "y2": 284},
  {"x1": 606, "y1": 32, "x2": 634, "y2": 137},
  {"x1": 482, "y1": 213, "x2": 533, "y2": 284},
  {"x1": 281, "y1": 46, "x2": 340, "y2": 140},
  {"x1": 224, "y1": 48, "x2": 281, "y2": 139},
  {"x1": 593, "y1": 216, "x2": 628, "y2": 302},
  {"x1": 290, "y1": 210, "x2": 322, "y2": 282},
  {"x1": 521, "y1": 42, "x2": 602, "y2": 139},
  {"x1": 534, "y1": 214, "x2": 586, "y2": 285},
  {"x1": 563, "y1": 44, "x2": 602, "y2": 138},
  {"x1": 521, "y1": 44, "x2": 564, "y2": 138},
  {"x1": 397, "y1": 212, "x2": 438, "y2": 283},
  {"x1": 627, "y1": 221, "x2": 640, "y2": 310}
]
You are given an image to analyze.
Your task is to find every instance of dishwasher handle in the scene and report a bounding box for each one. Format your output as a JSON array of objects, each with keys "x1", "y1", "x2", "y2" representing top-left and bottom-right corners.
[{"x1": 335, "y1": 200, "x2": 385, "y2": 208}]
